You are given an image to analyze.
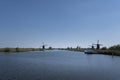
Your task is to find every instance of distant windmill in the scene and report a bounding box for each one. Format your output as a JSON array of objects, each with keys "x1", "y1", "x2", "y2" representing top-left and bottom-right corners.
[
  {"x1": 41, "y1": 42, "x2": 47, "y2": 50},
  {"x1": 76, "y1": 45, "x2": 81, "y2": 50},
  {"x1": 93, "y1": 40, "x2": 102, "y2": 50},
  {"x1": 89, "y1": 43, "x2": 95, "y2": 49}
]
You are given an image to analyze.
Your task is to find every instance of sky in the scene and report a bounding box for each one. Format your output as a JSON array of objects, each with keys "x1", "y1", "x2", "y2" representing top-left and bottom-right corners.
[{"x1": 0, "y1": 0, "x2": 120, "y2": 48}]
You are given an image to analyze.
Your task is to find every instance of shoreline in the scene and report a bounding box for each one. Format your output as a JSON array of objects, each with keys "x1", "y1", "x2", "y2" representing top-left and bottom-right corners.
[
  {"x1": 93, "y1": 50, "x2": 120, "y2": 56},
  {"x1": 66, "y1": 49, "x2": 120, "y2": 56},
  {"x1": 1, "y1": 48, "x2": 120, "y2": 57},
  {"x1": 0, "y1": 48, "x2": 44, "y2": 53}
]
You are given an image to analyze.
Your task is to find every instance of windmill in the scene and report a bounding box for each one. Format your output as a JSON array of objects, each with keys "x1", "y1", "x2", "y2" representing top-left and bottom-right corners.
[
  {"x1": 93, "y1": 40, "x2": 102, "y2": 50},
  {"x1": 76, "y1": 45, "x2": 81, "y2": 50},
  {"x1": 88, "y1": 43, "x2": 95, "y2": 50},
  {"x1": 41, "y1": 42, "x2": 47, "y2": 50}
]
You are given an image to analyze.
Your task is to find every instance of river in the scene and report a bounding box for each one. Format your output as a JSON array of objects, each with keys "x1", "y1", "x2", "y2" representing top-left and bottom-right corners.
[{"x1": 0, "y1": 50, "x2": 120, "y2": 80}]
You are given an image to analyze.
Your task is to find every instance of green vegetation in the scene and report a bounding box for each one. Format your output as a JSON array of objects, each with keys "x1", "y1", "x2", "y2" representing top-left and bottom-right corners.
[
  {"x1": 0, "y1": 46, "x2": 56, "y2": 53},
  {"x1": 65, "y1": 44, "x2": 120, "y2": 56},
  {"x1": 94, "y1": 50, "x2": 120, "y2": 56},
  {"x1": 109, "y1": 44, "x2": 120, "y2": 51},
  {"x1": 1, "y1": 44, "x2": 120, "y2": 56},
  {"x1": 94, "y1": 44, "x2": 120, "y2": 56},
  {"x1": 0, "y1": 48, "x2": 44, "y2": 53}
]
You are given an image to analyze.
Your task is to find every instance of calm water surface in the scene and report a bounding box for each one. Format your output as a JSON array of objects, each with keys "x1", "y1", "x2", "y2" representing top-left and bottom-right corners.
[{"x1": 0, "y1": 50, "x2": 120, "y2": 80}]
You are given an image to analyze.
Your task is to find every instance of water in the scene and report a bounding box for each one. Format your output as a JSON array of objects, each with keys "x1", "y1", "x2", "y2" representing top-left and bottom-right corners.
[{"x1": 0, "y1": 50, "x2": 120, "y2": 80}]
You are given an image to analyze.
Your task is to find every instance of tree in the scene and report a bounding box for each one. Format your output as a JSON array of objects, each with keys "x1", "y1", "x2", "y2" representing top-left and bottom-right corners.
[
  {"x1": 48, "y1": 46, "x2": 52, "y2": 50},
  {"x1": 4, "y1": 48, "x2": 10, "y2": 52},
  {"x1": 101, "y1": 47, "x2": 107, "y2": 50},
  {"x1": 109, "y1": 44, "x2": 120, "y2": 50}
]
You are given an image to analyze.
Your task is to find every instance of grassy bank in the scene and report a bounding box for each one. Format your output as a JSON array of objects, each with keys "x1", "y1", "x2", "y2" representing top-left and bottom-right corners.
[
  {"x1": 71, "y1": 49, "x2": 120, "y2": 56},
  {"x1": 94, "y1": 50, "x2": 120, "y2": 56},
  {"x1": 65, "y1": 48, "x2": 120, "y2": 56},
  {"x1": 0, "y1": 48, "x2": 44, "y2": 53}
]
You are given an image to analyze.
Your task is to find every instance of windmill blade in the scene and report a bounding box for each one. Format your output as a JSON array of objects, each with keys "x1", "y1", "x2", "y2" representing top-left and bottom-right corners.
[
  {"x1": 93, "y1": 44, "x2": 97, "y2": 45},
  {"x1": 45, "y1": 44, "x2": 48, "y2": 46},
  {"x1": 88, "y1": 45, "x2": 92, "y2": 47},
  {"x1": 42, "y1": 42, "x2": 48, "y2": 46},
  {"x1": 94, "y1": 40, "x2": 102, "y2": 45},
  {"x1": 99, "y1": 44, "x2": 103, "y2": 46},
  {"x1": 97, "y1": 40, "x2": 99, "y2": 44}
]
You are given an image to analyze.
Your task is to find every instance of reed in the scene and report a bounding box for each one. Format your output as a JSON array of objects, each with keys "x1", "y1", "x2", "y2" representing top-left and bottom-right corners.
[
  {"x1": 0, "y1": 48, "x2": 44, "y2": 53},
  {"x1": 94, "y1": 50, "x2": 120, "y2": 56}
]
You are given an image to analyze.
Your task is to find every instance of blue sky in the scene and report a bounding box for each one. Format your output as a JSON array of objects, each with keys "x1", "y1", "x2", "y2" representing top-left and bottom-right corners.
[{"x1": 0, "y1": 0, "x2": 120, "y2": 48}]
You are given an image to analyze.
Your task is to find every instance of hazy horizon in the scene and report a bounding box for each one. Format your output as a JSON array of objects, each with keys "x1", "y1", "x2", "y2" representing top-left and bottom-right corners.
[{"x1": 0, "y1": 0, "x2": 120, "y2": 48}]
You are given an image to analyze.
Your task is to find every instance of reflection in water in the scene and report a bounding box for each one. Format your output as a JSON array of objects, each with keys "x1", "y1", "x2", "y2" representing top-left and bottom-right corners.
[{"x1": 0, "y1": 50, "x2": 120, "y2": 80}]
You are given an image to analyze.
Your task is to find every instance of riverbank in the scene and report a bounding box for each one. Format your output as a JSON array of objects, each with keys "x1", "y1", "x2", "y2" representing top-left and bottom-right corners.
[
  {"x1": 1, "y1": 47, "x2": 120, "y2": 56},
  {"x1": 0, "y1": 48, "x2": 44, "y2": 53},
  {"x1": 94, "y1": 50, "x2": 120, "y2": 56},
  {"x1": 68, "y1": 49, "x2": 120, "y2": 56}
]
